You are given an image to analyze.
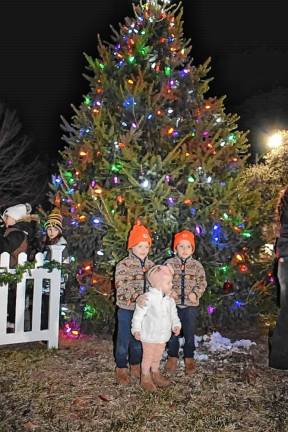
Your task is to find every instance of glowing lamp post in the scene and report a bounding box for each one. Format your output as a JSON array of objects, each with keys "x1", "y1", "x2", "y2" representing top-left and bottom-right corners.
[{"x1": 267, "y1": 132, "x2": 283, "y2": 149}]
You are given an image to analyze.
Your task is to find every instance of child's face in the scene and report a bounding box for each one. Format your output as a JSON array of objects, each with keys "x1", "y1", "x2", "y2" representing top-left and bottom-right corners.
[
  {"x1": 149, "y1": 266, "x2": 173, "y2": 295},
  {"x1": 131, "y1": 241, "x2": 150, "y2": 260},
  {"x1": 47, "y1": 226, "x2": 60, "y2": 240},
  {"x1": 176, "y1": 240, "x2": 194, "y2": 259},
  {"x1": 4, "y1": 215, "x2": 16, "y2": 227},
  {"x1": 160, "y1": 273, "x2": 173, "y2": 295}
]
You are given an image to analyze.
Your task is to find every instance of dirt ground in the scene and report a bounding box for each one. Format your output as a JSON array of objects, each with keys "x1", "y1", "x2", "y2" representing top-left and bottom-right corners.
[{"x1": 1, "y1": 326, "x2": 288, "y2": 432}]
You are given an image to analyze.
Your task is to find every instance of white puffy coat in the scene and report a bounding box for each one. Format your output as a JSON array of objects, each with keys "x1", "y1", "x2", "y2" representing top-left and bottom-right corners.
[{"x1": 131, "y1": 288, "x2": 181, "y2": 343}]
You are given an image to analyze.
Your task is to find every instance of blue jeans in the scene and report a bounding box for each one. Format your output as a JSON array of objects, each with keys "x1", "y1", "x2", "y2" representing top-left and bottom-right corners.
[
  {"x1": 167, "y1": 306, "x2": 198, "y2": 359},
  {"x1": 115, "y1": 308, "x2": 142, "y2": 368}
]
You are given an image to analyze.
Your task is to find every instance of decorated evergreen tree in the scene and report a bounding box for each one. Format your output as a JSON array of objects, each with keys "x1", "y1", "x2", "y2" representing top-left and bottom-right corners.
[{"x1": 52, "y1": 0, "x2": 261, "y2": 323}]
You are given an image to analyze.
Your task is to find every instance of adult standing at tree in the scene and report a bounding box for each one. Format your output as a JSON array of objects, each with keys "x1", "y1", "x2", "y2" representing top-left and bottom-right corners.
[{"x1": 269, "y1": 187, "x2": 288, "y2": 369}]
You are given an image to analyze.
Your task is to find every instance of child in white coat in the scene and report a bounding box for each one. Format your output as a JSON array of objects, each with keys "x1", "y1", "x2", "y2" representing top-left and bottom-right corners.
[{"x1": 131, "y1": 265, "x2": 181, "y2": 392}]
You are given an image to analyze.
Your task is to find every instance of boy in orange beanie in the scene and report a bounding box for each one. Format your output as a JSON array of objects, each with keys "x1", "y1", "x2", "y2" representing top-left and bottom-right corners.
[
  {"x1": 115, "y1": 223, "x2": 154, "y2": 385},
  {"x1": 164, "y1": 230, "x2": 207, "y2": 375}
]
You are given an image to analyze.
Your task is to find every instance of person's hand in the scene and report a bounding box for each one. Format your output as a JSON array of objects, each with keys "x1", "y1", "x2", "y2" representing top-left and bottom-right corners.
[
  {"x1": 136, "y1": 293, "x2": 148, "y2": 308},
  {"x1": 173, "y1": 326, "x2": 181, "y2": 336},
  {"x1": 188, "y1": 292, "x2": 197, "y2": 304},
  {"x1": 134, "y1": 331, "x2": 141, "y2": 341},
  {"x1": 169, "y1": 290, "x2": 178, "y2": 301}
]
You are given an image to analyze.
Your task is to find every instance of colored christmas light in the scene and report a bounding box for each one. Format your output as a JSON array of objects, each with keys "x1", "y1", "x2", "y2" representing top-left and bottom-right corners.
[
  {"x1": 195, "y1": 225, "x2": 202, "y2": 236},
  {"x1": 164, "y1": 66, "x2": 172, "y2": 76},
  {"x1": 166, "y1": 196, "x2": 175, "y2": 206},
  {"x1": 111, "y1": 161, "x2": 122, "y2": 173},
  {"x1": 83, "y1": 304, "x2": 97, "y2": 319},
  {"x1": 123, "y1": 96, "x2": 136, "y2": 108},
  {"x1": 207, "y1": 305, "x2": 216, "y2": 315},
  {"x1": 140, "y1": 178, "x2": 151, "y2": 189}
]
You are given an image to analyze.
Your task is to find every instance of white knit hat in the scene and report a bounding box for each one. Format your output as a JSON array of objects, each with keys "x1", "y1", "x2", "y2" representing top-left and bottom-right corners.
[{"x1": 2, "y1": 203, "x2": 32, "y2": 222}]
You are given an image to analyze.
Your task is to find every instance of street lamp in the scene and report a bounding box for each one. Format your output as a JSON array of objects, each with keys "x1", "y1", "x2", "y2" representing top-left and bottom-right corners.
[{"x1": 267, "y1": 132, "x2": 283, "y2": 149}]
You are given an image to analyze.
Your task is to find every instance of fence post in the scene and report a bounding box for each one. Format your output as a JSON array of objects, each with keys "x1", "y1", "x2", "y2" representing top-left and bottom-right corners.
[
  {"x1": 47, "y1": 245, "x2": 65, "y2": 349},
  {"x1": 0, "y1": 252, "x2": 10, "y2": 336}
]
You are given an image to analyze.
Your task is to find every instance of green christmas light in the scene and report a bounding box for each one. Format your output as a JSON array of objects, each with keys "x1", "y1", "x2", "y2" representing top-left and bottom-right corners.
[
  {"x1": 83, "y1": 304, "x2": 97, "y2": 320},
  {"x1": 223, "y1": 213, "x2": 229, "y2": 220},
  {"x1": 164, "y1": 66, "x2": 172, "y2": 76},
  {"x1": 228, "y1": 133, "x2": 237, "y2": 143},
  {"x1": 111, "y1": 161, "x2": 122, "y2": 173},
  {"x1": 188, "y1": 176, "x2": 195, "y2": 183},
  {"x1": 241, "y1": 230, "x2": 252, "y2": 238},
  {"x1": 128, "y1": 55, "x2": 136, "y2": 64},
  {"x1": 139, "y1": 46, "x2": 149, "y2": 56},
  {"x1": 96, "y1": 60, "x2": 105, "y2": 70},
  {"x1": 84, "y1": 96, "x2": 91, "y2": 106},
  {"x1": 219, "y1": 265, "x2": 228, "y2": 273},
  {"x1": 64, "y1": 171, "x2": 73, "y2": 178}
]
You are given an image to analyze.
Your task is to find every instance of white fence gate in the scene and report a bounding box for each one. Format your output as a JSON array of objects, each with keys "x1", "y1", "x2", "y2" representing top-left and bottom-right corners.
[{"x1": 0, "y1": 245, "x2": 64, "y2": 349}]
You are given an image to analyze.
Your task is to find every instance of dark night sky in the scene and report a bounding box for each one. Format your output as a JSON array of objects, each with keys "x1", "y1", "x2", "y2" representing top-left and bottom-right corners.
[{"x1": 1, "y1": 0, "x2": 288, "y2": 162}]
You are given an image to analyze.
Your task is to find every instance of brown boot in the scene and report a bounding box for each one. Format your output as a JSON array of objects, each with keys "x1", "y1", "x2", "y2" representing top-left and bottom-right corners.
[
  {"x1": 184, "y1": 358, "x2": 196, "y2": 376},
  {"x1": 151, "y1": 371, "x2": 171, "y2": 388},
  {"x1": 166, "y1": 356, "x2": 178, "y2": 373},
  {"x1": 115, "y1": 367, "x2": 130, "y2": 385},
  {"x1": 140, "y1": 372, "x2": 157, "y2": 392},
  {"x1": 130, "y1": 364, "x2": 141, "y2": 379}
]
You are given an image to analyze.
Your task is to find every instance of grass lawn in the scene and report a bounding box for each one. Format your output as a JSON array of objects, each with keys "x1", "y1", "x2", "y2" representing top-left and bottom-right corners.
[{"x1": 1, "y1": 326, "x2": 288, "y2": 432}]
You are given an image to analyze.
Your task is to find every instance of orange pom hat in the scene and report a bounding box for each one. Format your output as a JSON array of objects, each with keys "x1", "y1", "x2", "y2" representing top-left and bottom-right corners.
[
  {"x1": 127, "y1": 223, "x2": 152, "y2": 249},
  {"x1": 173, "y1": 230, "x2": 195, "y2": 251}
]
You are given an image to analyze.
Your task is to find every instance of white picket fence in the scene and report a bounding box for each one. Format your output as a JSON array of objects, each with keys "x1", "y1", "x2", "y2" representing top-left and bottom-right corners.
[{"x1": 0, "y1": 245, "x2": 64, "y2": 349}]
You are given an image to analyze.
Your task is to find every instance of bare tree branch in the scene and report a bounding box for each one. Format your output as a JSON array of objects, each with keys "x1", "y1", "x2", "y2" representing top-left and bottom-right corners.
[{"x1": 0, "y1": 102, "x2": 48, "y2": 209}]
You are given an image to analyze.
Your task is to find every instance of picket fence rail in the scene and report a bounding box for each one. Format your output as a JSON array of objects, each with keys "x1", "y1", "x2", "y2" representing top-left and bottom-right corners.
[{"x1": 0, "y1": 245, "x2": 64, "y2": 349}]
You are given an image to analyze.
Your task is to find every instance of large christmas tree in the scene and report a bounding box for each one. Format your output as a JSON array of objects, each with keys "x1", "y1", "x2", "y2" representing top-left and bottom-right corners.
[{"x1": 52, "y1": 0, "x2": 261, "y2": 323}]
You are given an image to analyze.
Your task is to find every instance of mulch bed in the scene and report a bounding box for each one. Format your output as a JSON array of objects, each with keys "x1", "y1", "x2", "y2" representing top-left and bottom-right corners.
[{"x1": 1, "y1": 326, "x2": 288, "y2": 432}]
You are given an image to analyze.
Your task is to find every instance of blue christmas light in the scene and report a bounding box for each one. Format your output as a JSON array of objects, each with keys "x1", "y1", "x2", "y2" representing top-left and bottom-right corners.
[
  {"x1": 212, "y1": 223, "x2": 221, "y2": 244},
  {"x1": 123, "y1": 96, "x2": 136, "y2": 109},
  {"x1": 190, "y1": 207, "x2": 197, "y2": 216},
  {"x1": 52, "y1": 175, "x2": 62, "y2": 187},
  {"x1": 179, "y1": 68, "x2": 190, "y2": 78},
  {"x1": 79, "y1": 285, "x2": 87, "y2": 295},
  {"x1": 147, "y1": 113, "x2": 153, "y2": 120},
  {"x1": 116, "y1": 60, "x2": 125, "y2": 68},
  {"x1": 91, "y1": 216, "x2": 102, "y2": 227},
  {"x1": 71, "y1": 220, "x2": 79, "y2": 227}
]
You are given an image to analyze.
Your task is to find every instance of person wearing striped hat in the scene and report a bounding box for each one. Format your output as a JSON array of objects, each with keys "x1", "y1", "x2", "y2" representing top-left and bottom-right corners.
[{"x1": 41, "y1": 208, "x2": 69, "y2": 329}]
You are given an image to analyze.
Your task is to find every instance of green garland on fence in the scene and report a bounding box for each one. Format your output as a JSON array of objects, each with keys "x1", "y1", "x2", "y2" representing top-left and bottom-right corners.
[{"x1": 0, "y1": 260, "x2": 64, "y2": 286}]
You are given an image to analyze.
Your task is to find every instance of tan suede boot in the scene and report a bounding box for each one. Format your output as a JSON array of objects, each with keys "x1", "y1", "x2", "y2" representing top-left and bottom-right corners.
[
  {"x1": 140, "y1": 372, "x2": 157, "y2": 392},
  {"x1": 165, "y1": 356, "x2": 178, "y2": 373},
  {"x1": 151, "y1": 371, "x2": 171, "y2": 388},
  {"x1": 184, "y1": 358, "x2": 196, "y2": 376},
  {"x1": 130, "y1": 364, "x2": 141, "y2": 379},
  {"x1": 115, "y1": 367, "x2": 130, "y2": 385}
]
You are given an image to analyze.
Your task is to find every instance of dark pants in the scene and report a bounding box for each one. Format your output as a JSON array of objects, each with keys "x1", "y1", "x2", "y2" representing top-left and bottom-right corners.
[
  {"x1": 115, "y1": 308, "x2": 142, "y2": 368},
  {"x1": 167, "y1": 306, "x2": 198, "y2": 359},
  {"x1": 269, "y1": 259, "x2": 288, "y2": 369}
]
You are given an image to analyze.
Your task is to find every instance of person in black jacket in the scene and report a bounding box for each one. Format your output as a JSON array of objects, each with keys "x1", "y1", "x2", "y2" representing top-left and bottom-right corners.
[
  {"x1": 269, "y1": 187, "x2": 288, "y2": 369},
  {"x1": 0, "y1": 203, "x2": 40, "y2": 329},
  {"x1": 0, "y1": 203, "x2": 39, "y2": 263}
]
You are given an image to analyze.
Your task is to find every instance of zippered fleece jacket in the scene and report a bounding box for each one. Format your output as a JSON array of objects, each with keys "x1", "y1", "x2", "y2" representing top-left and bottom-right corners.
[
  {"x1": 115, "y1": 252, "x2": 155, "y2": 310},
  {"x1": 131, "y1": 287, "x2": 181, "y2": 343},
  {"x1": 164, "y1": 255, "x2": 207, "y2": 307}
]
